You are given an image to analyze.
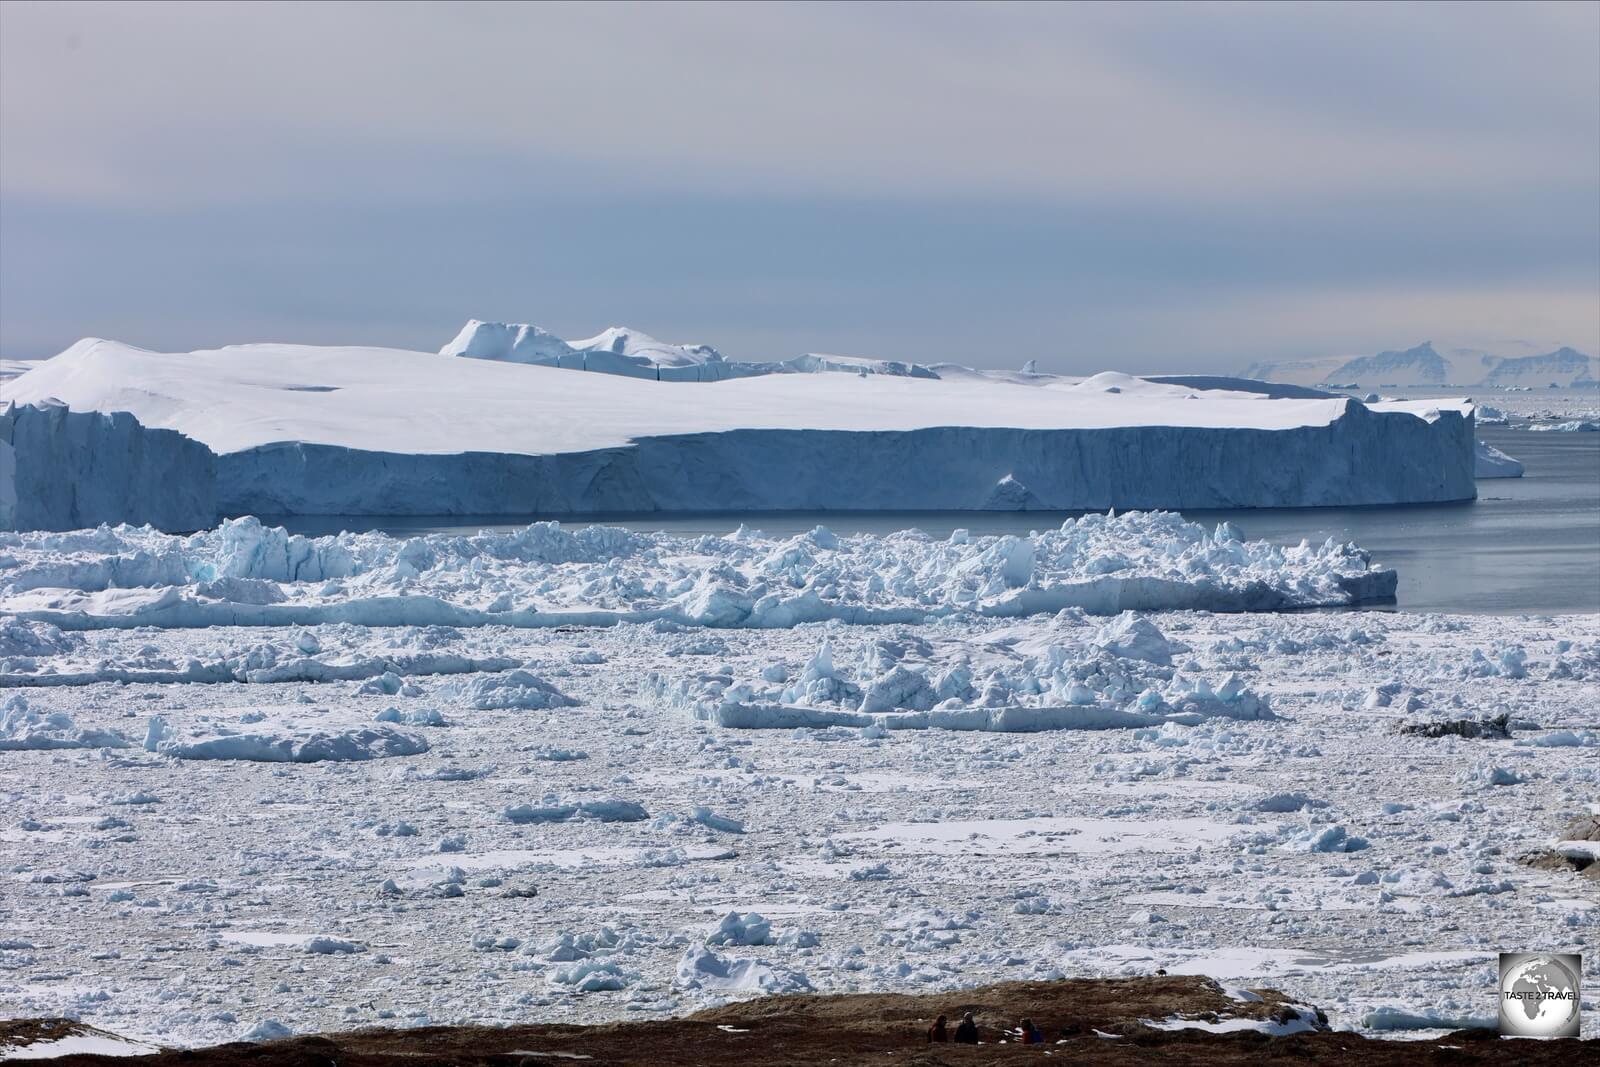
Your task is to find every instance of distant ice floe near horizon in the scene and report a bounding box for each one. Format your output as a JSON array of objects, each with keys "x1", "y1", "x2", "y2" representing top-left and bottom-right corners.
[
  {"x1": 1528, "y1": 418, "x2": 1599, "y2": 433},
  {"x1": 0, "y1": 512, "x2": 1397, "y2": 639}
]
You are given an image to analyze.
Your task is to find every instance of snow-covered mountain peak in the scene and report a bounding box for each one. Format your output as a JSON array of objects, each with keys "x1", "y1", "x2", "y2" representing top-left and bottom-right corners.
[{"x1": 1241, "y1": 340, "x2": 1596, "y2": 388}]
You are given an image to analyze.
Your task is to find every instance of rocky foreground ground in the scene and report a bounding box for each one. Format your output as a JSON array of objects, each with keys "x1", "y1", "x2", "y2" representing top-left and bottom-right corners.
[{"x1": 1, "y1": 976, "x2": 1589, "y2": 1065}]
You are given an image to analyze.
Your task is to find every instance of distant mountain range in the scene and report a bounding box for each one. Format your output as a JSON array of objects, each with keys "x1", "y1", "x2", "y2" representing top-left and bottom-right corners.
[{"x1": 1240, "y1": 342, "x2": 1598, "y2": 389}]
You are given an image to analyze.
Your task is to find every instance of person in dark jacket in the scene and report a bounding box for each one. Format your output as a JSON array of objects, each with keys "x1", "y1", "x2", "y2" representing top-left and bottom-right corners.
[
  {"x1": 927, "y1": 1014, "x2": 948, "y2": 1042},
  {"x1": 1019, "y1": 1018, "x2": 1043, "y2": 1044},
  {"x1": 953, "y1": 1011, "x2": 979, "y2": 1044}
]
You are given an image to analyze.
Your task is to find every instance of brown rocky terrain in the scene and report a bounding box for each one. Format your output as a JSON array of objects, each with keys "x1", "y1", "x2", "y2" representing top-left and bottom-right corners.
[{"x1": 2, "y1": 975, "x2": 1588, "y2": 1066}]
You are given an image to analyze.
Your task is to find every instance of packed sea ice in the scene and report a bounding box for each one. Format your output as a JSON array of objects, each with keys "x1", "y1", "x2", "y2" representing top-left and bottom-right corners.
[
  {"x1": 0, "y1": 512, "x2": 1396, "y2": 638},
  {"x1": 0, "y1": 511, "x2": 1595, "y2": 1049}
]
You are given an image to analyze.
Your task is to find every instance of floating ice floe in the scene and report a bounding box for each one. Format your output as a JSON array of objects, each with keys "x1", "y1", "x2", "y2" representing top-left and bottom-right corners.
[
  {"x1": 442, "y1": 670, "x2": 577, "y2": 711},
  {"x1": 675, "y1": 945, "x2": 812, "y2": 994},
  {"x1": 1290, "y1": 824, "x2": 1370, "y2": 853},
  {"x1": 0, "y1": 615, "x2": 520, "y2": 689},
  {"x1": 538, "y1": 928, "x2": 625, "y2": 962},
  {"x1": 142, "y1": 711, "x2": 428, "y2": 762},
  {"x1": 547, "y1": 959, "x2": 634, "y2": 992},
  {"x1": 0, "y1": 512, "x2": 1397, "y2": 636},
  {"x1": 1529, "y1": 419, "x2": 1599, "y2": 432},
  {"x1": 685, "y1": 806, "x2": 745, "y2": 833},
  {"x1": 706, "y1": 912, "x2": 774, "y2": 947},
  {"x1": 0, "y1": 695, "x2": 129, "y2": 751},
  {"x1": 1359, "y1": 1006, "x2": 1495, "y2": 1031},
  {"x1": 238, "y1": 1020, "x2": 293, "y2": 1042},
  {"x1": 651, "y1": 616, "x2": 1271, "y2": 733},
  {"x1": 1473, "y1": 438, "x2": 1524, "y2": 478},
  {"x1": 502, "y1": 796, "x2": 649, "y2": 824},
  {"x1": 374, "y1": 706, "x2": 449, "y2": 727}
]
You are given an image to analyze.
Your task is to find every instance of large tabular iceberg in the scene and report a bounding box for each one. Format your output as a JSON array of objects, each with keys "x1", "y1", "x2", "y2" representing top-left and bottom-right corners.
[{"x1": 3, "y1": 337, "x2": 1477, "y2": 522}]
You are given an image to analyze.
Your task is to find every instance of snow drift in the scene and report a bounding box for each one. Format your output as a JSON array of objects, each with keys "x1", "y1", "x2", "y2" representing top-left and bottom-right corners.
[{"x1": 3, "y1": 339, "x2": 1477, "y2": 520}]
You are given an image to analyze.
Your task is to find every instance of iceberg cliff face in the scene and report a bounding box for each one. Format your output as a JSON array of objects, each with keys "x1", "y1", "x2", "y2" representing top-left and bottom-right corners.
[
  {"x1": 217, "y1": 402, "x2": 1475, "y2": 515},
  {"x1": 0, "y1": 402, "x2": 215, "y2": 532}
]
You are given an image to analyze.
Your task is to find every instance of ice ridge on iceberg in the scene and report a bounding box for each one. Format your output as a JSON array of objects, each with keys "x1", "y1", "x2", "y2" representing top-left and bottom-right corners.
[{"x1": 1, "y1": 401, "x2": 215, "y2": 532}]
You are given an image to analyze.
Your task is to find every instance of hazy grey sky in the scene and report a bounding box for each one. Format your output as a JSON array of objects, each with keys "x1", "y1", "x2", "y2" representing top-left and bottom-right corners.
[{"x1": 2, "y1": 0, "x2": 1596, "y2": 371}]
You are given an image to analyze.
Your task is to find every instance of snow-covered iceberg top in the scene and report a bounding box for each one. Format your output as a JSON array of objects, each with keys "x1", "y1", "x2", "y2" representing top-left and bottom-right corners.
[
  {"x1": 0, "y1": 511, "x2": 1396, "y2": 633},
  {"x1": 10, "y1": 339, "x2": 1391, "y2": 457}
]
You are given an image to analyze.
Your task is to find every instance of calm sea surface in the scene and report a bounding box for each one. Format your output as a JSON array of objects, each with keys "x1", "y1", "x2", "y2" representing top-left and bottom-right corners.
[{"x1": 272, "y1": 427, "x2": 1599, "y2": 616}]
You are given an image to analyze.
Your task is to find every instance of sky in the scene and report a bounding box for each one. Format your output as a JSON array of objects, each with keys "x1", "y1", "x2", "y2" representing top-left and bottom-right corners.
[{"x1": 1, "y1": 0, "x2": 1596, "y2": 373}]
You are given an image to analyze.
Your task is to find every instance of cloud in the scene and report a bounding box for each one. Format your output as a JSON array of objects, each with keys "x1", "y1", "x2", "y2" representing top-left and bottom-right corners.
[
  {"x1": 4, "y1": 1, "x2": 1595, "y2": 203},
  {"x1": 0, "y1": 1, "x2": 1595, "y2": 368}
]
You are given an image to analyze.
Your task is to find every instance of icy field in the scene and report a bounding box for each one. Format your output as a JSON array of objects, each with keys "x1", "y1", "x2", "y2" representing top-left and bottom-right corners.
[
  {"x1": 0, "y1": 513, "x2": 1398, "y2": 633},
  {"x1": 2, "y1": 556, "x2": 1597, "y2": 1047},
  {"x1": 1404, "y1": 386, "x2": 1599, "y2": 425}
]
